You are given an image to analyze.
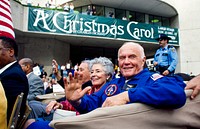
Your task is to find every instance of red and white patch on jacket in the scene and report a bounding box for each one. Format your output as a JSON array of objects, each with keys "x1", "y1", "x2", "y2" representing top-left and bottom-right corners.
[{"x1": 151, "y1": 73, "x2": 163, "y2": 81}]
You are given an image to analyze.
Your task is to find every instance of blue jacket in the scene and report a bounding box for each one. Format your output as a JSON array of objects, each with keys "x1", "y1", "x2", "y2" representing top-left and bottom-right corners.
[
  {"x1": 74, "y1": 68, "x2": 186, "y2": 114},
  {"x1": 0, "y1": 62, "x2": 29, "y2": 122},
  {"x1": 154, "y1": 45, "x2": 178, "y2": 72}
]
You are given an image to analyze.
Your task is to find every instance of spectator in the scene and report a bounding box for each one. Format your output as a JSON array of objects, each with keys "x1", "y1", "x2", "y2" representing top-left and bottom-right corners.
[
  {"x1": 74, "y1": 63, "x2": 78, "y2": 71},
  {"x1": 69, "y1": 3, "x2": 74, "y2": 13},
  {"x1": 0, "y1": 1, "x2": 29, "y2": 123},
  {"x1": 45, "y1": 1, "x2": 51, "y2": 8},
  {"x1": 86, "y1": 5, "x2": 92, "y2": 15},
  {"x1": 19, "y1": 58, "x2": 44, "y2": 101},
  {"x1": 122, "y1": 16, "x2": 127, "y2": 20},
  {"x1": 42, "y1": 76, "x2": 49, "y2": 92},
  {"x1": 40, "y1": 66, "x2": 47, "y2": 79},
  {"x1": 0, "y1": 37, "x2": 29, "y2": 123},
  {"x1": 49, "y1": 0, "x2": 55, "y2": 8},
  {"x1": 92, "y1": 5, "x2": 97, "y2": 15},
  {"x1": 52, "y1": 59, "x2": 92, "y2": 89},
  {"x1": 46, "y1": 57, "x2": 114, "y2": 115},
  {"x1": 24, "y1": 59, "x2": 93, "y2": 125},
  {"x1": 109, "y1": 11, "x2": 114, "y2": 18},
  {"x1": 63, "y1": 3, "x2": 69, "y2": 12},
  {"x1": 26, "y1": 57, "x2": 114, "y2": 129},
  {"x1": 65, "y1": 42, "x2": 186, "y2": 114},
  {"x1": 153, "y1": 34, "x2": 178, "y2": 76},
  {"x1": 45, "y1": 78, "x2": 55, "y2": 94}
]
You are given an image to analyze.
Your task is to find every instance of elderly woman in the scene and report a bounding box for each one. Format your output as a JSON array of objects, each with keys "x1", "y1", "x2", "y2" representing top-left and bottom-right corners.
[
  {"x1": 88, "y1": 57, "x2": 114, "y2": 93},
  {"x1": 26, "y1": 57, "x2": 114, "y2": 129}
]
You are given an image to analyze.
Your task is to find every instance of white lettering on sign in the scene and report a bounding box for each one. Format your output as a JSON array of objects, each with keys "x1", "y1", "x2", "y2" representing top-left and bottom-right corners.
[{"x1": 31, "y1": 9, "x2": 159, "y2": 41}]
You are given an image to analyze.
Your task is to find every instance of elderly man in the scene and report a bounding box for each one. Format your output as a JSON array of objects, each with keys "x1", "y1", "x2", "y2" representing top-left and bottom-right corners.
[
  {"x1": 52, "y1": 59, "x2": 92, "y2": 89},
  {"x1": 26, "y1": 59, "x2": 92, "y2": 122},
  {"x1": 19, "y1": 58, "x2": 44, "y2": 101},
  {"x1": 0, "y1": 37, "x2": 29, "y2": 123},
  {"x1": 65, "y1": 42, "x2": 186, "y2": 114}
]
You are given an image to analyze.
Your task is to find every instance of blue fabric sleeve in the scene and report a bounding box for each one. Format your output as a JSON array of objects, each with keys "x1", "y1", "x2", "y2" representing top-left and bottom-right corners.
[
  {"x1": 128, "y1": 76, "x2": 186, "y2": 108},
  {"x1": 168, "y1": 47, "x2": 178, "y2": 72},
  {"x1": 73, "y1": 84, "x2": 107, "y2": 114}
]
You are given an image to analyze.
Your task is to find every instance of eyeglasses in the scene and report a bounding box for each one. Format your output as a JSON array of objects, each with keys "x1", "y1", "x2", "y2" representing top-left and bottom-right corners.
[
  {"x1": 20, "y1": 65, "x2": 26, "y2": 67},
  {"x1": 0, "y1": 47, "x2": 10, "y2": 51}
]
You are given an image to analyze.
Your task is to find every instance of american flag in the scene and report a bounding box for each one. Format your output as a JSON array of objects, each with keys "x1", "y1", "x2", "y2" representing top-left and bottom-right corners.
[{"x1": 0, "y1": 0, "x2": 15, "y2": 39}]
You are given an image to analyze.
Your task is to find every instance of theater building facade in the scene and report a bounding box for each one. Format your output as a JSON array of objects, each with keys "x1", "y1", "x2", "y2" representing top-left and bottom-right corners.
[{"x1": 11, "y1": 0, "x2": 200, "y2": 75}]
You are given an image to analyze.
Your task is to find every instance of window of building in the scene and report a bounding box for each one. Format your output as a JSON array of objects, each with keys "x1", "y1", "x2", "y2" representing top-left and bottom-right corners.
[
  {"x1": 129, "y1": 11, "x2": 136, "y2": 21},
  {"x1": 105, "y1": 7, "x2": 115, "y2": 18},
  {"x1": 152, "y1": 16, "x2": 162, "y2": 26},
  {"x1": 81, "y1": 5, "x2": 91, "y2": 15},
  {"x1": 115, "y1": 9, "x2": 126, "y2": 20},
  {"x1": 95, "y1": 5, "x2": 104, "y2": 16},
  {"x1": 162, "y1": 17, "x2": 170, "y2": 27},
  {"x1": 75, "y1": 7, "x2": 82, "y2": 13},
  {"x1": 74, "y1": 4, "x2": 171, "y2": 27},
  {"x1": 135, "y1": 12, "x2": 145, "y2": 23},
  {"x1": 149, "y1": 15, "x2": 170, "y2": 27}
]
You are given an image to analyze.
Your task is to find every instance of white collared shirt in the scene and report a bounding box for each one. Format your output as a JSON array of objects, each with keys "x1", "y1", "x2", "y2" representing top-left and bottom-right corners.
[
  {"x1": 26, "y1": 71, "x2": 33, "y2": 78},
  {"x1": 0, "y1": 61, "x2": 17, "y2": 74}
]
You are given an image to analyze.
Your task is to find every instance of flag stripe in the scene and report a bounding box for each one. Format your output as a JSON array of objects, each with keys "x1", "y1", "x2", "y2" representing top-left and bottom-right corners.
[
  {"x1": 0, "y1": 11, "x2": 12, "y2": 23},
  {"x1": 0, "y1": 0, "x2": 15, "y2": 39},
  {"x1": 0, "y1": 25, "x2": 15, "y2": 38},
  {"x1": 0, "y1": 1, "x2": 11, "y2": 13},
  {"x1": 0, "y1": 15, "x2": 13, "y2": 27},
  {"x1": 0, "y1": 6, "x2": 12, "y2": 20},
  {"x1": 0, "y1": 31, "x2": 14, "y2": 39},
  {"x1": 1, "y1": 20, "x2": 13, "y2": 31}
]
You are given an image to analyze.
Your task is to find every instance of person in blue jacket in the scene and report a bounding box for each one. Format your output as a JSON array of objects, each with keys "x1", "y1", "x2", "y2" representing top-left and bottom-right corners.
[
  {"x1": 153, "y1": 34, "x2": 178, "y2": 76},
  {"x1": 64, "y1": 42, "x2": 186, "y2": 114}
]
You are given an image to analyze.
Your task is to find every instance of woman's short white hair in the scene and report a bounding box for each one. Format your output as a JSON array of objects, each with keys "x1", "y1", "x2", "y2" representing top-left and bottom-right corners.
[{"x1": 89, "y1": 57, "x2": 114, "y2": 77}]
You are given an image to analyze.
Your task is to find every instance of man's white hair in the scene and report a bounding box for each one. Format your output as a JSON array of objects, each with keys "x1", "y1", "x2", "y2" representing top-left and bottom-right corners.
[{"x1": 118, "y1": 42, "x2": 145, "y2": 58}]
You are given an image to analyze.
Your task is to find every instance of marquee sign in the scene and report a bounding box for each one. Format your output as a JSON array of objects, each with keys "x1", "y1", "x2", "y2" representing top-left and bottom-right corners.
[{"x1": 28, "y1": 7, "x2": 179, "y2": 45}]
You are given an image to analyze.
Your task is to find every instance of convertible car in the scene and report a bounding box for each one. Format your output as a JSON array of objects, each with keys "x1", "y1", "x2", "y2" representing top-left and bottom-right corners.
[{"x1": 50, "y1": 90, "x2": 200, "y2": 129}]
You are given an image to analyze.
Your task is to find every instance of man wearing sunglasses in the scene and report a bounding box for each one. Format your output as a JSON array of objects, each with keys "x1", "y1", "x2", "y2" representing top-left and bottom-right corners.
[{"x1": 153, "y1": 34, "x2": 178, "y2": 76}]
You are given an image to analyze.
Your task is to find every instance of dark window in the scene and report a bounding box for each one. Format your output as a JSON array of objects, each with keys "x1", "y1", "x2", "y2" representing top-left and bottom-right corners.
[
  {"x1": 153, "y1": 16, "x2": 162, "y2": 26},
  {"x1": 162, "y1": 17, "x2": 170, "y2": 27},
  {"x1": 129, "y1": 11, "x2": 136, "y2": 21},
  {"x1": 149, "y1": 15, "x2": 170, "y2": 27},
  {"x1": 95, "y1": 5, "x2": 104, "y2": 16},
  {"x1": 135, "y1": 12, "x2": 145, "y2": 23},
  {"x1": 75, "y1": 7, "x2": 81, "y2": 13},
  {"x1": 115, "y1": 9, "x2": 126, "y2": 20}
]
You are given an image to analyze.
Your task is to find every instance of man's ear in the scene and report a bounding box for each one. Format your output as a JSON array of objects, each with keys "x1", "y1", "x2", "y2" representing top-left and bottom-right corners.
[
  {"x1": 142, "y1": 57, "x2": 146, "y2": 67},
  {"x1": 26, "y1": 64, "x2": 31, "y2": 69},
  {"x1": 143, "y1": 56, "x2": 146, "y2": 63},
  {"x1": 8, "y1": 48, "x2": 15, "y2": 57}
]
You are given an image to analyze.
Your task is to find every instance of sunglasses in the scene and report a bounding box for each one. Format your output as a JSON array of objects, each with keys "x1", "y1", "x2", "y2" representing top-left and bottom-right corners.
[{"x1": 159, "y1": 39, "x2": 167, "y2": 41}]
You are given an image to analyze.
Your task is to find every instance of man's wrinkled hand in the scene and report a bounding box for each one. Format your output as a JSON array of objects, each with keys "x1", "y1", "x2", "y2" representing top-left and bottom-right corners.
[{"x1": 64, "y1": 71, "x2": 91, "y2": 102}]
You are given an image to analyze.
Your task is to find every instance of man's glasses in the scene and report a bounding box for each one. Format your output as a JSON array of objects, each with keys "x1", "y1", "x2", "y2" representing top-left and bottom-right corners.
[{"x1": 0, "y1": 47, "x2": 10, "y2": 51}]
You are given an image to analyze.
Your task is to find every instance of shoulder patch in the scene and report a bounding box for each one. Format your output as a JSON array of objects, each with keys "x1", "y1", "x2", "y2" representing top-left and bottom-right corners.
[
  {"x1": 168, "y1": 45, "x2": 176, "y2": 52},
  {"x1": 171, "y1": 47, "x2": 176, "y2": 52},
  {"x1": 151, "y1": 73, "x2": 163, "y2": 81},
  {"x1": 105, "y1": 84, "x2": 118, "y2": 96}
]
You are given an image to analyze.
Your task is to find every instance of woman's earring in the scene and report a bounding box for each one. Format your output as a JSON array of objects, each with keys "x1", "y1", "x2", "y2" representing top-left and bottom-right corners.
[{"x1": 106, "y1": 77, "x2": 110, "y2": 81}]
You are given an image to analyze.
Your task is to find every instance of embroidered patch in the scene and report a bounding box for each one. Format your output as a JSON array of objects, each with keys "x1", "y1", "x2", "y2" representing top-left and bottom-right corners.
[
  {"x1": 151, "y1": 73, "x2": 163, "y2": 81},
  {"x1": 171, "y1": 47, "x2": 176, "y2": 52},
  {"x1": 105, "y1": 84, "x2": 117, "y2": 96}
]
